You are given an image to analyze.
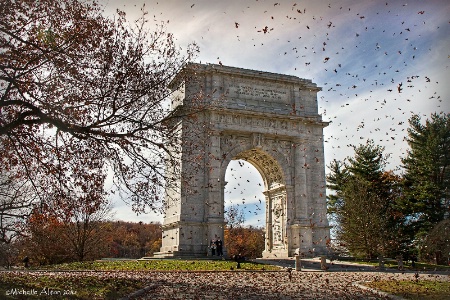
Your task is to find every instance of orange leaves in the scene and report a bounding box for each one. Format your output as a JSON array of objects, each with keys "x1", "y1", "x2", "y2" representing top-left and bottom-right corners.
[
  {"x1": 225, "y1": 226, "x2": 265, "y2": 258},
  {"x1": 28, "y1": 209, "x2": 62, "y2": 228}
]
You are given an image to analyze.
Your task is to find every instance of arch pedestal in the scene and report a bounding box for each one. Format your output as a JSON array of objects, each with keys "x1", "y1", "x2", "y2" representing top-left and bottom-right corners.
[{"x1": 154, "y1": 63, "x2": 330, "y2": 258}]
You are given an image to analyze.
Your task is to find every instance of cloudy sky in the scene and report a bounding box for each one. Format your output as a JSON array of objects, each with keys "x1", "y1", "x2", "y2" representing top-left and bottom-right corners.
[{"x1": 101, "y1": 0, "x2": 450, "y2": 226}]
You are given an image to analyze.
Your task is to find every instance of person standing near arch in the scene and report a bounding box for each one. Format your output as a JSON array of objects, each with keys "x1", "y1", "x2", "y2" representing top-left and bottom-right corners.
[
  {"x1": 210, "y1": 239, "x2": 216, "y2": 256},
  {"x1": 215, "y1": 237, "x2": 223, "y2": 256}
]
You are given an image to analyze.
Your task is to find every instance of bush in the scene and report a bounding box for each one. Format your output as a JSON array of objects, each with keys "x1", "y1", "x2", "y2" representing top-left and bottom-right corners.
[{"x1": 420, "y1": 219, "x2": 450, "y2": 265}]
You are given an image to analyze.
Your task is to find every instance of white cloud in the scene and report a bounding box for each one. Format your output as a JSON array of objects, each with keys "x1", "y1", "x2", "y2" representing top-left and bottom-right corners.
[{"x1": 111, "y1": 200, "x2": 163, "y2": 223}]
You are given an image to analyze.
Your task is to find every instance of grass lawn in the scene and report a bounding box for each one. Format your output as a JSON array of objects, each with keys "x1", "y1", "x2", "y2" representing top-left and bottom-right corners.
[
  {"x1": 0, "y1": 272, "x2": 145, "y2": 299},
  {"x1": 40, "y1": 259, "x2": 280, "y2": 271},
  {"x1": 366, "y1": 280, "x2": 450, "y2": 300},
  {"x1": 0, "y1": 259, "x2": 279, "y2": 299}
]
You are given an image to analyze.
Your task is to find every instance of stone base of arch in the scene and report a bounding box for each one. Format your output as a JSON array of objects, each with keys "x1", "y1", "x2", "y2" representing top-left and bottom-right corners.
[
  {"x1": 153, "y1": 221, "x2": 229, "y2": 259},
  {"x1": 262, "y1": 249, "x2": 289, "y2": 259},
  {"x1": 262, "y1": 224, "x2": 330, "y2": 259}
]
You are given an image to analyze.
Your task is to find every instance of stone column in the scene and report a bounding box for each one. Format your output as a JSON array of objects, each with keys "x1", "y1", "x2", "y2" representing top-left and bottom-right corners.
[
  {"x1": 295, "y1": 255, "x2": 302, "y2": 271},
  {"x1": 308, "y1": 127, "x2": 330, "y2": 255},
  {"x1": 207, "y1": 133, "x2": 226, "y2": 256},
  {"x1": 294, "y1": 139, "x2": 308, "y2": 220},
  {"x1": 264, "y1": 191, "x2": 272, "y2": 252},
  {"x1": 285, "y1": 185, "x2": 295, "y2": 254}
]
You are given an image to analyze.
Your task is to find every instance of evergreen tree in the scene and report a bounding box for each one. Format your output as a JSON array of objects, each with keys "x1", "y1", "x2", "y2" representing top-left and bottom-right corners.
[
  {"x1": 326, "y1": 159, "x2": 348, "y2": 215},
  {"x1": 327, "y1": 140, "x2": 405, "y2": 258},
  {"x1": 401, "y1": 113, "x2": 450, "y2": 243}
]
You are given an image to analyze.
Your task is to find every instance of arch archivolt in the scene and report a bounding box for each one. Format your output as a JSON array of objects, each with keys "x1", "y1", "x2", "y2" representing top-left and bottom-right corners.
[
  {"x1": 234, "y1": 149, "x2": 283, "y2": 190},
  {"x1": 219, "y1": 132, "x2": 294, "y2": 188}
]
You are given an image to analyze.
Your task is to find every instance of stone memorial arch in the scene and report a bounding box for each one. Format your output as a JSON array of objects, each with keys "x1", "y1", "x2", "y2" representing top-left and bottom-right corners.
[{"x1": 155, "y1": 63, "x2": 330, "y2": 258}]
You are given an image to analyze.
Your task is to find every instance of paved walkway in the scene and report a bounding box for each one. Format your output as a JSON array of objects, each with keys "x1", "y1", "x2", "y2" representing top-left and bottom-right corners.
[
  {"x1": 256, "y1": 257, "x2": 450, "y2": 274},
  {"x1": 254, "y1": 257, "x2": 377, "y2": 272}
]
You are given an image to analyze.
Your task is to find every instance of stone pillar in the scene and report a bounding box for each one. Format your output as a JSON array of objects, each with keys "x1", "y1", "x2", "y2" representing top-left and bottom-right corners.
[
  {"x1": 320, "y1": 256, "x2": 328, "y2": 271},
  {"x1": 285, "y1": 185, "x2": 295, "y2": 254},
  {"x1": 291, "y1": 138, "x2": 313, "y2": 256},
  {"x1": 294, "y1": 139, "x2": 308, "y2": 220},
  {"x1": 264, "y1": 191, "x2": 272, "y2": 252},
  {"x1": 378, "y1": 256, "x2": 385, "y2": 270},
  {"x1": 295, "y1": 255, "x2": 302, "y2": 271},
  {"x1": 206, "y1": 133, "x2": 227, "y2": 257},
  {"x1": 306, "y1": 130, "x2": 330, "y2": 256}
]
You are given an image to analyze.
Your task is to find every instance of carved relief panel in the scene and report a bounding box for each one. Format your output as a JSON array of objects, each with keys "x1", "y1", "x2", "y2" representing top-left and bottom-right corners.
[{"x1": 270, "y1": 191, "x2": 286, "y2": 248}]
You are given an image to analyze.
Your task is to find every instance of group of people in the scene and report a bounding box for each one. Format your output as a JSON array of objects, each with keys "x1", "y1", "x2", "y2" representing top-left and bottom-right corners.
[{"x1": 209, "y1": 237, "x2": 223, "y2": 256}]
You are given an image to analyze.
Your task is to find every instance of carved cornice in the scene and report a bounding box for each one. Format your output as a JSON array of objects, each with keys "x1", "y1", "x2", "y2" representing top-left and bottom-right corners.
[
  {"x1": 210, "y1": 113, "x2": 326, "y2": 144},
  {"x1": 263, "y1": 184, "x2": 287, "y2": 195},
  {"x1": 211, "y1": 110, "x2": 327, "y2": 129},
  {"x1": 179, "y1": 63, "x2": 322, "y2": 91}
]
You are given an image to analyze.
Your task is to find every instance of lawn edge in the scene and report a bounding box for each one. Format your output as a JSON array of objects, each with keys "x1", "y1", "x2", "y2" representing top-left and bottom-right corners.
[{"x1": 353, "y1": 281, "x2": 406, "y2": 300}]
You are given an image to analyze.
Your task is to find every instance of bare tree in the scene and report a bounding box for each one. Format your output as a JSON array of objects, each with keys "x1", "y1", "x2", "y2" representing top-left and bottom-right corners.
[
  {"x1": 0, "y1": 171, "x2": 37, "y2": 244},
  {"x1": 225, "y1": 204, "x2": 245, "y2": 229},
  {"x1": 60, "y1": 198, "x2": 113, "y2": 262}
]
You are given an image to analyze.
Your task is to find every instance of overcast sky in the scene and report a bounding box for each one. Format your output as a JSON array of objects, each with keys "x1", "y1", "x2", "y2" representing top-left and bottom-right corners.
[{"x1": 101, "y1": 0, "x2": 450, "y2": 226}]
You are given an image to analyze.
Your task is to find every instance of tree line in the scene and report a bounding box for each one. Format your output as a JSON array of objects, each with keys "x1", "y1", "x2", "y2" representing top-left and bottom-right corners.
[
  {"x1": 327, "y1": 112, "x2": 449, "y2": 264},
  {"x1": 0, "y1": 218, "x2": 162, "y2": 268}
]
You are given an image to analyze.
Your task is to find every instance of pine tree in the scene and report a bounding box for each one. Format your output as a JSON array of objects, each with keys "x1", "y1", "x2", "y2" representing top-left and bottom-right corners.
[
  {"x1": 327, "y1": 140, "x2": 405, "y2": 258},
  {"x1": 326, "y1": 159, "x2": 348, "y2": 215},
  {"x1": 401, "y1": 113, "x2": 450, "y2": 242}
]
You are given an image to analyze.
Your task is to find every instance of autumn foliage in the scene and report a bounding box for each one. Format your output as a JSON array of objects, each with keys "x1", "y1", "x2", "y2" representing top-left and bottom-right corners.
[
  {"x1": 107, "y1": 221, "x2": 162, "y2": 259},
  {"x1": 15, "y1": 219, "x2": 162, "y2": 266},
  {"x1": 224, "y1": 226, "x2": 265, "y2": 259}
]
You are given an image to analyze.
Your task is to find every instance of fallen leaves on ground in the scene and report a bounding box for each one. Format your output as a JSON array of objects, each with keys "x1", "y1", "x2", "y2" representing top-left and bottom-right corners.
[{"x1": 3, "y1": 270, "x2": 447, "y2": 299}]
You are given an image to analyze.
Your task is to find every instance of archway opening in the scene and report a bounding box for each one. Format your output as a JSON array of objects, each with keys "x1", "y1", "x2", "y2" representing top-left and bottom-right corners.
[
  {"x1": 224, "y1": 159, "x2": 266, "y2": 258},
  {"x1": 224, "y1": 159, "x2": 265, "y2": 228},
  {"x1": 223, "y1": 148, "x2": 288, "y2": 258}
]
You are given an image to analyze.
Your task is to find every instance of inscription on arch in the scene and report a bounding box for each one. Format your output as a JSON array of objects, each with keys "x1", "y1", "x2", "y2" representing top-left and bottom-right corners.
[{"x1": 227, "y1": 83, "x2": 289, "y2": 102}]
